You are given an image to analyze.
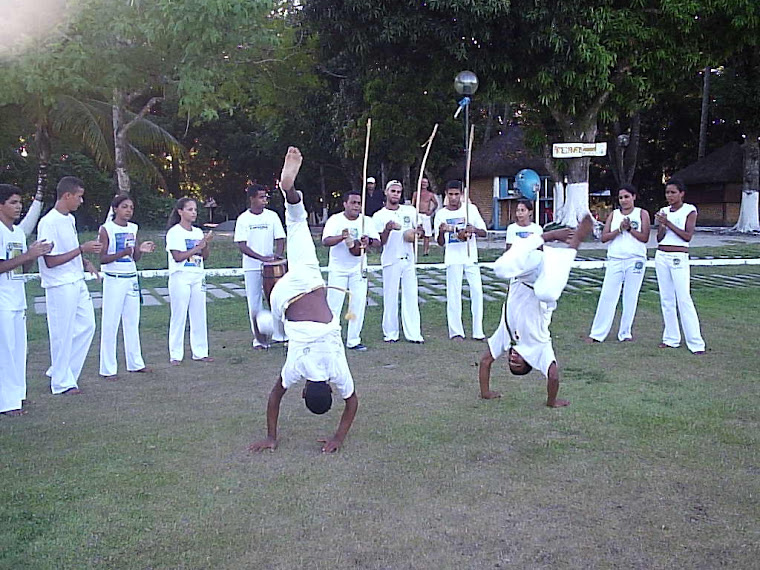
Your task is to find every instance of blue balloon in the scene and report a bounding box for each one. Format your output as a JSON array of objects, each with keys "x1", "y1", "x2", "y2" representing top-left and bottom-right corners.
[{"x1": 515, "y1": 169, "x2": 541, "y2": 200}]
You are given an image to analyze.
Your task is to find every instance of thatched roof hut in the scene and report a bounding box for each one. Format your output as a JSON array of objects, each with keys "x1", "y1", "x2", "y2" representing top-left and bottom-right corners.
[{"x1": 672, "y1": 142, "x2": 743, "y2": 185}]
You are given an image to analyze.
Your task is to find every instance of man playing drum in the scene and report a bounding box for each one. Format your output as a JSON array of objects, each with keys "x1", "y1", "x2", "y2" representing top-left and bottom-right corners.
[
  {"x1": 234, "y1": 183, "x2": 286, "y2": 348},
  {"x1": 249, "y1": 147, "x2": 358, "y2": 453}
]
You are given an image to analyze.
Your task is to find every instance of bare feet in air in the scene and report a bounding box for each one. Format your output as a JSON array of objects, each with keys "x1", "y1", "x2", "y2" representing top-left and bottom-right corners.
[
  {"x1": 280, "y1": 147, "x2": 303, "y2": 204},
  {"x1": 568, "y1": 214, "x2": 594, "y2": 249}
]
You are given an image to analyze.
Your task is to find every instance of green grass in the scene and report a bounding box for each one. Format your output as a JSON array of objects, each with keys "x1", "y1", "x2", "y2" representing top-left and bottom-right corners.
[{"x1": 1, "y1": 261, "x2": 759, "y2": 569}]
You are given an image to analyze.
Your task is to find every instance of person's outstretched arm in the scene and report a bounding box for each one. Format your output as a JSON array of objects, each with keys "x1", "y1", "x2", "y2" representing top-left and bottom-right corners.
[
  {"x1": 18, "y1": 193, "x2": 43, "y2": 237},
  {"x1": 249, "y1": 379, "x2": 287, "y2": 452}
]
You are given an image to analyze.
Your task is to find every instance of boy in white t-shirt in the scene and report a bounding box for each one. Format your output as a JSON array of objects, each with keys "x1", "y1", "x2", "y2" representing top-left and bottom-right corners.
[
  {"x1": 434, "y1": 180, "x2": 487, "y2": 340},
  {"x1": 322, "y1": 190, "x2": 380, "y2": 351},
  {"x1": 0, "y1": 185, "x2": 53, "y2": 415},
  {"x1": 37, "y1": 176, "x2": 103, "y2": 395},
  {"x1": 478, "y1": 215, "x2": 593, "y2": 407},
  {"x1": 372, "y1": 180, "x2": 425, "y2": 343},
  {"x1": 234, "y1": 184, "x2": 286, "y2": 347}
]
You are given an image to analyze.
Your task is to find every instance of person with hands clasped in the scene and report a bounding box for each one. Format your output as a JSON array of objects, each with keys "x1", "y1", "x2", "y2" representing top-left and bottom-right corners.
[
  {"x1": 322, "y1": 190, "x2": 380, "y2": 351},
  {"x1": 98, "y1": 194, "x2": 155, "y2": 379},
  {"x1": 654, "y1": 179, "x2": 705, "y2": 354},
  {"x1": 434, "y1": 180, "x2": 487, "y2": 341},
  {"x1": 37, "y1": 176, "x2": 102, "y2": 395},
  {"x1": 0, "y1": 184, "x2": 54, "y2": 415},
  {"x1": 587, "y1": 184, "x2": 651, "y2": 343},
  {"x1": 166, "y1": 198, "x2": 214, "y2": 365},
  {"x1": 372, "y1": 180, "x2": 425, "y2": 343}
]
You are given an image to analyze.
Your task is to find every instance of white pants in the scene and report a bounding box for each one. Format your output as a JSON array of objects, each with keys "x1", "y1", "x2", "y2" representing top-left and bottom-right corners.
[
  {"x1": 655, "y1": 250, "x2": 705, "y2": 352},
  {"x1": 381, "y1": 257, "x2": 423, "y2": 342},
  {"x1": 99, "y1": 274, "x2": 146, "y2": 376},
  {"x1": 45, "y1": 280, "x2": 96, "y2": 394},
  {"x1": 168, "y1": 272, "x2": 208, "y2": 361},
  {"x1": 0, "y1": 310, "x2": 26, "y2": 412},
  {"x1": 327, "y1": 268, "x2": 368, "y2": 348},
  {"x1": 445, "y1": 263, "x2": 484, "y2": 339},
  {"x1": 244, "y1": 270, "x2": 285, "y2": 346},
  {"x1": 589, "y1": 256, "x2": 646, "y2": 342}
]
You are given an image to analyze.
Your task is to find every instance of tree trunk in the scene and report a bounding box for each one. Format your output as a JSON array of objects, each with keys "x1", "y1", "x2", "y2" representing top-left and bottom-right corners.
[
  {"x1": 35, "y1": 121, "x2": 51, "y2": 200},
  {"x1": 401, "y1": 162, "x2": 411, "y2": 203},
  {"x1": 732, "y1": 135, "x2": 760, "y2": 232},
  {"x1": 319, "y1": 164, "x2": 328, "y2": 223},
  {"x1": 698, "y1": 66, "x2": 710, "y2": 160},
  {"x1": 113, "y1": 88, "x2": 131, "y2": 194},
  {"x1": 556, "y1": 125, "x2": 596, "y2": 227},
  {"x1": 380, "y1": 161, "x2": 387, "y2": 189},
  {"x1": 624, "y1": 112, "x2": 641, "y2": 184},
  {"x1": 482, "y1": 101, "x2": 495, "y2": 144}
]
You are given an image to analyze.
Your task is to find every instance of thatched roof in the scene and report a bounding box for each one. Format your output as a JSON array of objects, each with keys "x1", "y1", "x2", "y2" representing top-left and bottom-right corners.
[
  {"x1": 443, "y1": 126, "x2": 551, "y2": 181},
  {"x1": 672, "y1": 142, "x2": 743, "y2": 185}
]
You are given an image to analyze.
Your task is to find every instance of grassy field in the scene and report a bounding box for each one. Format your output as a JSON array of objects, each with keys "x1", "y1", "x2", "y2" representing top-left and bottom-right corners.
[{"x1": 1, "y1": 254, "x2": 759, "y2": 568}]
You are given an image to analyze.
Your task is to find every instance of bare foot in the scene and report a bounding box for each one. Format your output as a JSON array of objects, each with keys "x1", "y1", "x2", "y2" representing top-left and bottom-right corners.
[
  {"x1": 451, "y1": 335, "x2": 465, "y2": 342},
  {"x1": 193, "y1": 356, "x2": 215, "y2": 363},
  {"x1": 568, "y1": 215, "x2": 593, "y2": 249},
  {"x1": 280, "y1": 147, "x2": 303, "y2": 203},
  {"x1": 61, "y1": 387, "x2": 82, "y2": 395},
  {"x1": 547, "y1": 398, "x2": 570, "y2": 408},
  {"x1": 130, "y1": 367, "x2": 153, "y2": 373},
  {"x1": 480, "y1": 390, "x2": 502, "y2": 400},
  {"x1": 101, "y1": 375, "x2": 119, "y2": 382},
  {"x1": 170, "y1": 359, "x2": 181, "y2": 366},
  {"x1": 1, "y1": 409, "x2": 26, "y2": 416},
  {"x1": 584, "y1": 337, "x2": 601, "y2": 344}
]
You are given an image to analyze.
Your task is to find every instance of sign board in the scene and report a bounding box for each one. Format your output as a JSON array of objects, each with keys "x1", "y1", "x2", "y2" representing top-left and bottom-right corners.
[{"x1": 552, "y1": 142, "x2": 607, "y2": 158}]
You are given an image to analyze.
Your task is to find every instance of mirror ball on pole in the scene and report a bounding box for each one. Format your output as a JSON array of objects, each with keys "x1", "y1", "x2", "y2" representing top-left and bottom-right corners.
[{"x1": 454, "y1": 70, "x2": 479, "y2": 195}]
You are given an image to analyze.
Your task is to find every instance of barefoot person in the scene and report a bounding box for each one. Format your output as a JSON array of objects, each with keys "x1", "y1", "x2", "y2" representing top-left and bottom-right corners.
[
  {"x1": 249, "y1": 147, "x2": 358, "y2": 454},
  {"x1": 478, "y1": 215, "x2": 594, "y2": 407},
  {"x1": 0, "y1": 185, "x2": 53, "y2": 415},
  {"x1": 166, "y1": 198, "x2": 214, "y2": 365},
  {"x1": 654, "y1": 179, "x2": 705, "y2": 354},
  {"x1": 38, "y1": 176, "x2": 102, "y2": 395},
  {"x1": 98, "y1": 194, "x2": 155, "y2": 379},
  {"x1": 587, "y1": 184, "x2": 651, "y2": 343}
]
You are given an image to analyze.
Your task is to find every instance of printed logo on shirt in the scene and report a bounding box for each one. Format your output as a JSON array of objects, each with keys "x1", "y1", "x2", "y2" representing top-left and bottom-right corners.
[
  {"x1": 348, "y1": 228, "x2": 359, "y2": 239},
  {"x1": 6, "y1": 242, "x2": 24, "y2": 279},
  {"x1": 248, "y1": 223, "x2": 272, "y2": 230},
  {"x1": 114, "y1": 231, "x2": 136, "y2": 262},
  {"x1": 516, "y1": 230, "x2": 532, "y2": 239},
  {"x1": 634, "y1": 260, "x2": 644, "y2": 273},
  {"x1": 445, "y1": 216, "x2": 466, "y2": 243},
  {"x1": 403, "y1": 215, "x2": 411, "y2": 227},
  {"x1": 630, "y1": 220, "x2": 639, "y2": 230},
  {"x1": 184, "y1": 238, "x2": 203, "y2": 267}
]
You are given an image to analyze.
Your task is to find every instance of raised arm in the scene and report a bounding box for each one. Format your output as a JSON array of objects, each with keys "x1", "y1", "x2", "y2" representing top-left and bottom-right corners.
[{"x1": 17, "y1": 193, "x2": 43, "y2": 237}]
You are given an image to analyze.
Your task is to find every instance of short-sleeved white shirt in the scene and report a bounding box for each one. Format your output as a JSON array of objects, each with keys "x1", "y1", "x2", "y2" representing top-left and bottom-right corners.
[
  {"x1": 658, "y1": 203, "x2": 697, "y2": 247},
  {"x1": 372, "y1": 205, "x2": 418, "y2": 267},
  {"x1": 233, "y1": 209, "x2": 285, "y2": 271},
  {"x1": 102, "y1": 220, "x2": 138, "y2": 274},
  {"x1": 166, "y1": 224, "x2": 205, "y2": 275},
  {"x1": 433, "y1": 204, "x2": 487, "y2": 266},
  {"x1": 0, "y1": 223, "x2": 27, "y2": 310},
  {"x1": 505, "y1": 222, "x2": 543, "y2": 245},
  {"x1": 37, "y1": 208, "x2": 84, "y2": 289},
  {"x1": 322, "y1": 212, "x2": 380, "y2": 272}
]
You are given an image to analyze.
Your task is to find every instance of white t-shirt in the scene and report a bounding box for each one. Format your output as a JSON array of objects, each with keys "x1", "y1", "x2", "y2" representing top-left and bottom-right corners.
[
  {"x1": 233, "y1": 209, "x2": 286, "y2": 271},
  {"x1": 658, "y1": 203, "x2": 697, "y2": 247},
  {"x1": 322, "y1": 212, "x2": 380, "y2": 272},
  {"x1": 607, "y1": 208, "x2": 647, "y2": 259},
  {"x1": 102, "y1": 220, "x2": 138, "y2": 274},
  {"x1": 37, "y1": 208, "x2": 84, "y2": 289},
  {"x1": 505, "y1": 222, "x2": 543, "y2": 245},
  {"x1": 372, "y1": 205, "x2": 418, "y2": 267},
  {"x1": 0, "y1": 223, "x2": 27, "y2": 310},
  {"x1": 166, "y1": 224, "x2": 205, "y2": 275},
  {"x1": 433, "y1": 204, "x2": 487, "y2": 266}
]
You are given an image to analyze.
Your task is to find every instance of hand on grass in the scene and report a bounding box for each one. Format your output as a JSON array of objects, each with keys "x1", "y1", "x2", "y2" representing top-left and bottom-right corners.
[{"x1": 318, "y1": 438, "x2": 343, "y2": 453}]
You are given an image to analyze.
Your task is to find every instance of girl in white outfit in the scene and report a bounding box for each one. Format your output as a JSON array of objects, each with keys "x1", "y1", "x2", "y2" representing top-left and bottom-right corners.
[
  {"x1": 98, "y1": 195, "x2": 155, "y2": 378},
  {"x1": 166, "y1": 198, "x2": 214, "y2": 365},
  {"x1": 505, "y1": 199, "x2": 543, "y2": 250},
  {"x1": 587, "y1": 184, "x2": 651, "y2": 342},
  {"x1": 654, "y1": 179, "x2": 705, "y2": 354}
]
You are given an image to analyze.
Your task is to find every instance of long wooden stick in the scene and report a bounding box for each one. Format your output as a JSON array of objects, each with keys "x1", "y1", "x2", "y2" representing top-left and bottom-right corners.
[
  {"x1": 414, "y1": 123, "x2": 439, "y2": 260},
  {"x1": 464, "y1": 124, "x2": 475, "y2": 257},
  {"x1": 360, "y1": 118, "x2": 372, "y2": 277}
]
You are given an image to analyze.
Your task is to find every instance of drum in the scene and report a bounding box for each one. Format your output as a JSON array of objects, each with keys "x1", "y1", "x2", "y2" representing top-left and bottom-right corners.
[{"x1": 262, "y1": 259, "x2": 288, "y2": 303}]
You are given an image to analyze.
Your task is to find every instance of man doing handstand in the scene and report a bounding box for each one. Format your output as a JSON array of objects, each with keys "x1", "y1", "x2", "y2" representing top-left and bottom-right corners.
[
  {"x1": 249, "y1": 147, "x2": 358, "y2": 453},
  {"x1": 478, "y1": 215, "x2": 593, "y2": 407}
]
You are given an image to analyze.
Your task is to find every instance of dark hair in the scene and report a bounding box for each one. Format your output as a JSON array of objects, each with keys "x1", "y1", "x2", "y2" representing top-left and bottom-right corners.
[
  {"x1": 342, "y1": 190, "x2": 361, "y2": 204},
  {"x1": 617, "y1": 183, "x2": 638, "y2": 198},
  {"x1": 445, "y1": 180, "x2": 462, "y2": 191},
  {"x1": 246, "y1": 184, "x2": 266, "y2": 199},
  {"x1": 167, "y1": 197, "x2": 196, "y2": 229},
  {"x1": 516, "y1": 198, "x2": 534, "y2": 211},
  {"x1": 0, "y1": 184, "x2": 22, "y2": 205},
  {"x1": 304, "y1": 380, "x2": 332, "y2": 415},
  {"x1": 111, "y1": 194, "x2": 133, "y2": 210},
  {"x1": 56, "y1": 176, "x2": 84, "y2": 199},
  {"x1": 665, "y1": 178, "x2": 687, "y2": 194}
]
